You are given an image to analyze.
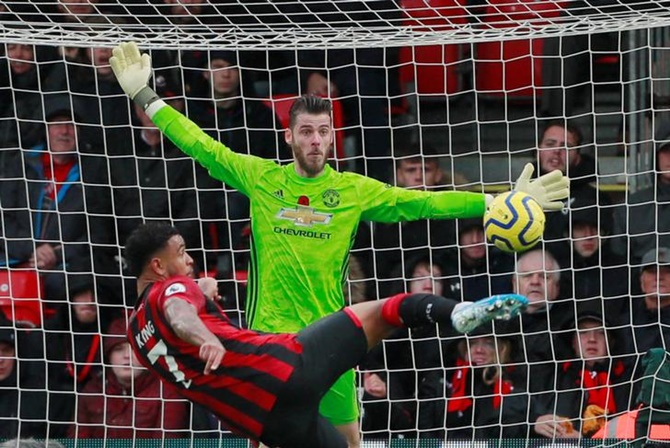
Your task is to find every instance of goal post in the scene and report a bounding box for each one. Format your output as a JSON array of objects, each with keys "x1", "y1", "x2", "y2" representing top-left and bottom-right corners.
[{"x1": 0, "y1": 0, "x2": 668, "y2": 446}]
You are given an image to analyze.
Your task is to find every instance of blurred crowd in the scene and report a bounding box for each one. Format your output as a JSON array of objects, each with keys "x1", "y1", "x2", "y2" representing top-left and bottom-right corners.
[{"x1": 0, "y1": 0, "x2": 668, "y2": 443}]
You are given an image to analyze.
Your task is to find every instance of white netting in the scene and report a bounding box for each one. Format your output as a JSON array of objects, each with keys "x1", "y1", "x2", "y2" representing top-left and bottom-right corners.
[{"x1": 0, "y1": 0, "x2": 668, "y2": 447}]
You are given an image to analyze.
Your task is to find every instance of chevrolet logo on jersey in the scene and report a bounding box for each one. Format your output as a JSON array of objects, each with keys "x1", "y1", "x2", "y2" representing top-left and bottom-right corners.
[{"x1": 277, "y1": 205, "x2": 333, "y2": 227}]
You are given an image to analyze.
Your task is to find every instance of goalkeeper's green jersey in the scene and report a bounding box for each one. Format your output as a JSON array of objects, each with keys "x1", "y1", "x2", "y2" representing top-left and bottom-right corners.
[{"x1": 153, "y1": 105, "x2": 487, "y2": 332}]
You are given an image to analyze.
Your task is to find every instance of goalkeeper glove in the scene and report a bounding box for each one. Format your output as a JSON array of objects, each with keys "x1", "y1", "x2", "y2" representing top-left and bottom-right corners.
[
  {"x1": 513, "y1": 162, "x2": 570, "y2": 211},
  {"x1": 110, "y1": 42, "x2": 160, "y2": 111}
]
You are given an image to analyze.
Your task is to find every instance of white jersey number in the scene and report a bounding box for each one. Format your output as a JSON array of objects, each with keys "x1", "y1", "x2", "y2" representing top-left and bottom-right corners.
[{"x1": 146, "y1": 339, "x2": 192, "y2": 389}]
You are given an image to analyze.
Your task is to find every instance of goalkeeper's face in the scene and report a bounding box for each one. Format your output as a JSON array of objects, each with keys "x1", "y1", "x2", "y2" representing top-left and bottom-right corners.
[{"x1": 286, "y1": 112, "x2": 333, "y2": 178}]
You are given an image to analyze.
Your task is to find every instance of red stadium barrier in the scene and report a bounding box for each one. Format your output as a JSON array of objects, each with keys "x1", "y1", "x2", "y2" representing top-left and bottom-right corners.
[
  {"x1": 399, "y1": 0, "x2": 469, "y2": 96},
  {"x1": 475, "y1": 0, "x2": 566, "y2": 98}
]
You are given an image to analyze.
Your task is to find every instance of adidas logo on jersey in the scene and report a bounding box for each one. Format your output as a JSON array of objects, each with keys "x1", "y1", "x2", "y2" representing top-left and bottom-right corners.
[{"x1": 273, "y1": 190, "x2": 284, "y2": 199}]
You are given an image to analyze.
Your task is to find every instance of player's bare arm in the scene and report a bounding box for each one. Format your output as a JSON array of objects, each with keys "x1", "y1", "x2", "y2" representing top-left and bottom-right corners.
[{"x1": 164, "y1": 297, "x2": 226, "y2": 374}]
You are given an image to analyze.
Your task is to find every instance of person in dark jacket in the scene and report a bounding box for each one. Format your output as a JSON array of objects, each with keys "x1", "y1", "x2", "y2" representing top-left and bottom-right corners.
[
  {"x1": 541, "y1": 311, "x2": 633, "y2": 438},
  {"x1": 188, "y1": 49, "x2": 288, "y2": 262},
  {"x1": 0, "y1": 95, "x2": 114, "y2": 305},
  {"x1": 442, "y1": 217, "x2": 514, "y2": 302},
  {"x1": 535, "y1": 119, "x2": 612, "y2": 267},
  {"x1": 108, "y1": 69, "x2": 206, "y2": 299},
  {"x1": 504, "y1": 248, "x2": 574, "y2": 423},
  {"x1": 45, "y1": 273, "x2": 120, "y2": 392},
  {"x1": 69, "y1": 316, "x2": 190, "y2": 439},
  {"x1": 0, "y1": 316, "x2": 69, "y2": 439},
  {"x1": 42, "y1": 42, "x2": 133, "y2": 156},
  {"x1": 561, "y1": 196, "x2": 629, "y2": 324},
  {"x1": 0, "y1": 43, "x2": 60, "y2": 178},
  {"x1": 612, "y1": 120, "x2": 670, "y2": 265},
  {"x1": 418, "y1": 321, "x2": 529, "y2": 439}
]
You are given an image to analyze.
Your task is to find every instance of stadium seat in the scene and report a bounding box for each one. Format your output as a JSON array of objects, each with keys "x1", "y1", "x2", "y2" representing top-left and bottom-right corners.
[
  {"x1": 475, "y1": 0, "x2": 566, "y2": 99},
  {"x1": 263, "y1": 94, "x2": 346, "y2": 161},
  {"x1": 0, "y1": 269, "x2": 44, "y2": 327},
  {"x1": 398, "y1": 0, "x2": 469, "y2": 96}
]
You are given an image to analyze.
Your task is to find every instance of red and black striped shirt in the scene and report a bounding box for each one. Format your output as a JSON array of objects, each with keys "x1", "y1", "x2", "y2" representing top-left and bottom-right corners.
[{"x1": 128, "y1": 275, "x2": 303, "y2": 439}]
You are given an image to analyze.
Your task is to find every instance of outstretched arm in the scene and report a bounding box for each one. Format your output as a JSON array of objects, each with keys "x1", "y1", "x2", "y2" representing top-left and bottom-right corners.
[
  {"x1": 163, "y1": 297, "x2": 225, "y2": 374},
  {"x1": 110, "y1": 42, "x2": 268, "y2": 194}
]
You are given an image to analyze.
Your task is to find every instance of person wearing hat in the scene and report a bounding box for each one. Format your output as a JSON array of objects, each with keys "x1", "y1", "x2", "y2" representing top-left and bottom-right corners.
[
  {"x1": 69, "y1": 316, "x2": 190, "y2": 438},
  {"x1": 0, "y1": 93, "x2": 113, "y2": 305},
  {"x1": 440, "y1": 216, "x2": 515, "y2": 302},
  {"x1": 612, "y1": 120, "x2": 670, "y2": 264},
  {"x1": 417, "y1": 321, "x2": 529, "y2": 439},
  {"x1": 615, "y1": 246, "x2": 670, "y2": 375},
  {"x1": 534, "y1": 311, "x2": 632, "y2": 439}
]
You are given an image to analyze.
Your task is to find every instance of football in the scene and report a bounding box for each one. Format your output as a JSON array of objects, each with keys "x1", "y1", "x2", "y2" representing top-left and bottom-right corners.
[{"x1": 483, "y1": 191, "x2": 546, "y2": 253}]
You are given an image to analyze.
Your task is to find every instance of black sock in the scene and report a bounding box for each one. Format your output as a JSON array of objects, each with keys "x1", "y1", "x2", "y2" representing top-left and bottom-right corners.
[{"x1": 398, "y1": 293, "x2": 458, "y2": 327}]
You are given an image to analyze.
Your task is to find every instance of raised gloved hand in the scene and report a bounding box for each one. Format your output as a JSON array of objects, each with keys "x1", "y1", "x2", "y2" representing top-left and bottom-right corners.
[
  {"x1": 513, "y1": 162, "x2": 570, "y2": 211},
  {"x1": 110, "y1": 42, "x2": 161, "y2": 113}
]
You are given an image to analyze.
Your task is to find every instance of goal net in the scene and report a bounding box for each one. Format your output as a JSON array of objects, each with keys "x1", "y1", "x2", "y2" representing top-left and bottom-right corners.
[{"x1": 0, "y1": 0, "x2": 669, "y2": 446}]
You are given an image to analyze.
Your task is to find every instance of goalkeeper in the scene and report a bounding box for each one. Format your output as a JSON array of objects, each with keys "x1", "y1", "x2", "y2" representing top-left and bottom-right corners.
[{"x1": 110, "y1": 42, "x2": 569, "y2": 446}]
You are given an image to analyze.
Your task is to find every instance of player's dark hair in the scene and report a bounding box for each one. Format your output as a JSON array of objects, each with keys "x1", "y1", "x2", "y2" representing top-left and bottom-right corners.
[
  {"x1": 288, "y1": 94, "x2": 332, "y2": 129},
  {"x1": 124, "y1": 222, "x2": 180, "y2": 277}
]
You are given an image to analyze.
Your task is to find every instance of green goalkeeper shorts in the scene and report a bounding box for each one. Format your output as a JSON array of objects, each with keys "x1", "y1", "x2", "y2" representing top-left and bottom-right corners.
[{"x1": 318, "y1": 368, "x2": 359, "y2": 425}]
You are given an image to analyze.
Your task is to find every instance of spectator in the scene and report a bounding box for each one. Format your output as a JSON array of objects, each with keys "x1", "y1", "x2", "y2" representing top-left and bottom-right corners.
[
  {"x1": 44, "y1": 273, "x2": 118, "y2": 392},
  {"x1": 373, "y1": 145, "x2": 458, "y2": 282},
  {"x1": 188, "y1": 49, "x2": 289, "y2": 267},
  {"x1": 69, "y1": 317, "x2": 190, "y2": 439},
  {"x1": 505, "y1": 248, "x2": 574, "y2": 417},
  {"x1": 363, "y1": 254, "x2": 453, "y2": 433},
  {"x1": 0, "y1": 44, "x2": 59, "y2": 177},
  {"x1": 43, "y1": 42, "x2": 133, "y2": 156},
  {"x1": 617, "y1": 247, "x2": 670, "y2": 362},
  {"x1": 109, "y1": 70, "x2": 204, "y2": 299},
  {"x1": 418, "y1": 322, "x2": 529, "y2": 439},
  {"x1": 535, "y1": 119, "x2": 612, "y2": 266},
  {"x1": 0, "y1": 95, "x2": 114, "y2": 306},
  {"x1": 442, "y1": 218, "x2": 514, "y2": 302},
  {"x1": 359, "y1": 358, "x2": 416, "y2": 440},
  {"x1": 0, "y1": 316, "x2": 69, "y2": 439},
  {"x1": 563, "y1": 197, "x2": 629, "y2": 323},
  {"x1": 612, "y1": 120, "x2": 670, "y2": 264},
  {"x1": 533, "y1": 311, "x2": 633, "y2": 439}
]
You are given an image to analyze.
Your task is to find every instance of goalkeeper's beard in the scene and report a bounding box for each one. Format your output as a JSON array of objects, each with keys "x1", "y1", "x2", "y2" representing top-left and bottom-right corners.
[{"x1": 291, "y1": 143, "x2": 330, "y2": 177}]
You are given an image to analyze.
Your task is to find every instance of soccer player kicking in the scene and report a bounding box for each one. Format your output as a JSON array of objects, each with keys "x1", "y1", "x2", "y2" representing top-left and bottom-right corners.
[
  {"x1": 125, "y1": 222, "x2": 528, "y2": 448},
  {"x1": 111, "y1": 41, "x2": 568, "y2": 447}
]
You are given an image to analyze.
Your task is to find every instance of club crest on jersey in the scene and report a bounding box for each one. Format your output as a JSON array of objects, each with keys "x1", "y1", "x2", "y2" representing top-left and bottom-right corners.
[
  {"x1": 322, "y1": 189, "x2": 340, "y2": 208},
  {"x1": 277, "y1": 205, "x2": 333, "y2": 227},
  {"x1": 166, "y1": 283, "x2": 186, "y2": 296}
]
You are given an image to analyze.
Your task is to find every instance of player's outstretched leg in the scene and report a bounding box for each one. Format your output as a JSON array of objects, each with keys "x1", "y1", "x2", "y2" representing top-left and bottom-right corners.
[
  {"x1": 349, "y1": 292, "x2": 528, "y2": 350},
  {"x1": 451, "y1": 293, "x2": 528, "y2": 334}
]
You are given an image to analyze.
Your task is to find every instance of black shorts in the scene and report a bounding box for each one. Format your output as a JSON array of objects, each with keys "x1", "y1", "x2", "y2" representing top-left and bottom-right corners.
[{"x1": 260, "y1": 309, "x2": 368, "y2": 448}]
